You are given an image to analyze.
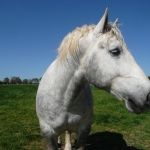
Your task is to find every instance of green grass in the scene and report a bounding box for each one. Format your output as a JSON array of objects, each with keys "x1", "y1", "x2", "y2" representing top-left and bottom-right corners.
[
  {"x1": 0, "y1": 85, "x2": 150, "y2": 150},
  {"x1": 0, "y1": 85, "x2": 44, "y2": 150},
  {"x1": 90, "y1": 89, "x2": 150, "y2": 150}
]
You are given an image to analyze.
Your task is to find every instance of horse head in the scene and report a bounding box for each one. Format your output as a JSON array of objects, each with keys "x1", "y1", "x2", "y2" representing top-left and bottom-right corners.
[{"x1": 84, "y1": 8, "x2": 150, "y2": 114}]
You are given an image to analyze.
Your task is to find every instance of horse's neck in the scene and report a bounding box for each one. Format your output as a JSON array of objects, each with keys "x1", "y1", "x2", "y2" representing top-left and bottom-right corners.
[
  {"x1": 59, "y1": 58, "x2": 87, "y2": 97},
  {"x1": 42, "y1": 58, "x2": 88, "y2": 103}
]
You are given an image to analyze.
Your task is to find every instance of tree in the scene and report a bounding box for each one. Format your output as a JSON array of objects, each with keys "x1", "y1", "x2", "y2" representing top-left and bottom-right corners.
[
  {"x1": 148, "y1": 76, "x2": 150, "y2": 80},
  {"x1": 28, "y1": 79, "x2": 32, "y2": 84},
  {"x1": 31, "y1": 78, "x2": 39, "y2": 84},
  {"x1": 10, "y1": 76, "x2": 22, "y2": 84},
  {"x1": 22, "y1": 79, "x2": 29, "y2": 84},
  {"x1": 3, "y1": 77, "x2": 10, "y2": 84}
]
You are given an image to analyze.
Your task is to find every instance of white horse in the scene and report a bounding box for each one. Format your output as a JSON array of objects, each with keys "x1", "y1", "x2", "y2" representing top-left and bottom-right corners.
[{"x1": 36, "y1": 8, "x2": 150, "y2": 150}]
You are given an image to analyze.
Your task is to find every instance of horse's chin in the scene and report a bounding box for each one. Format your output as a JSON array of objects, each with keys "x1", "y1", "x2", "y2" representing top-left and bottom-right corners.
[{"x1": 125, "y1": 99, "x2": 141, "y2": 114}]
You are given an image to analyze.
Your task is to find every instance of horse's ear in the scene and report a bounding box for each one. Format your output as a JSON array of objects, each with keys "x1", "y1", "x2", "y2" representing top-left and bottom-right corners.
[
  {"x1": 93, "y1": 8, "x2": 108, "y2": 37},
  {"x1": 113, "y1": 18, "x2": 119, "y2": 27}
]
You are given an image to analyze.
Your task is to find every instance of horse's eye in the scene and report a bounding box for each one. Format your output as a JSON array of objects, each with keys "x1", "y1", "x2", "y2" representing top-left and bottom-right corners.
[{"x1": 109, "y1": 49, "x2": 121, "y2": 57}]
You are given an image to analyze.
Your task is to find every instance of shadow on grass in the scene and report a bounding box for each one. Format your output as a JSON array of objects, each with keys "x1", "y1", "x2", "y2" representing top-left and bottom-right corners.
[{"x1": 86, "y1": 131, "x2": 142, "y2": 150}]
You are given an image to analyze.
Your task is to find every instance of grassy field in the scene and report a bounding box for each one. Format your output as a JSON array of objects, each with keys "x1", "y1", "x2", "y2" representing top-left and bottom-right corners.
[{"x1": 0, "y1": 85, "x2": 150, "y2": 150}]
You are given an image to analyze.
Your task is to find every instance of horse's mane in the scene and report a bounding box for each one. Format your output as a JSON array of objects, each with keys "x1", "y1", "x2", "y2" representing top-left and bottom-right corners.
[{"x1": 58, "y1": 23, "x2": 124, "y2": 60}]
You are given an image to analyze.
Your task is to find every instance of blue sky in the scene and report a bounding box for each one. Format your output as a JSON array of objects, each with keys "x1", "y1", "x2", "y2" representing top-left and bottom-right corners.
[{"x1": 0, "y1": 0, "x2": 150, "y2": 81}]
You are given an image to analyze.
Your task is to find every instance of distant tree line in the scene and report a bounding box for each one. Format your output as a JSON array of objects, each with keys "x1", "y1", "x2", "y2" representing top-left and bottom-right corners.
[
  {"x1": 0, "y1": 76, "x2": 42, "y2": 84},
  {"x1": 0, "y1": 76, "x2": 150, "y2": 85}
]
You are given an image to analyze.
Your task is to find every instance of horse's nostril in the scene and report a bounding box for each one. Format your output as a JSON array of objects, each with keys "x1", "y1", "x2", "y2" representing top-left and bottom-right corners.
[{"x1": 146, "y1": 93, "x2": 150, "y2": 105}]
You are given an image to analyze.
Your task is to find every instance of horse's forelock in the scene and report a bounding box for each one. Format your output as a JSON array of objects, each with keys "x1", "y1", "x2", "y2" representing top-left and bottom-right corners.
[{"x1": 105, "y1": 23, "x2": 124, "y2": 43}]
